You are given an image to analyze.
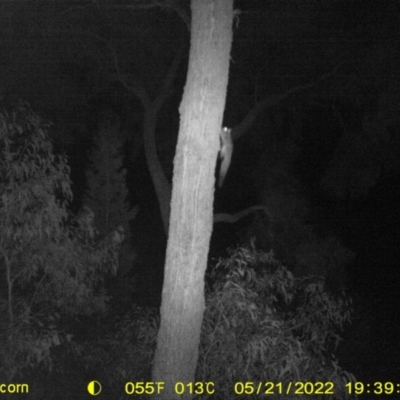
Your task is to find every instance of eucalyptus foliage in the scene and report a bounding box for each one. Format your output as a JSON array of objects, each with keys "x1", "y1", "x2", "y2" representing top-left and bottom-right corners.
[
  {"x1": 0, "y1": 100, "x2": 124, "y2": 380},
  {"x1": 198, "y1": 242, "x2": 355, "y2": 399},
  {"x1": 70, "y1": 242, "x2": 356, "y2": 400},
  {"x1": 83, "y1": 111, "x2": 137, "y2": 276}
]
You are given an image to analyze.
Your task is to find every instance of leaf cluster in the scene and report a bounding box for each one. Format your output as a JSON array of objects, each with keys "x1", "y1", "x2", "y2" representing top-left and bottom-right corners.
[
  {"x1": 81, "y1": 305, "x2": 159, "y2": 389},
  {"x1": 0, "y1": 99, "x2": 125, "y2": 379},
  {"x1": 0, "y1": 299, "x2": 75, "y2": 381},
  {"x1": 198, "y1": 242, "x2": 355, "y2": 399}
]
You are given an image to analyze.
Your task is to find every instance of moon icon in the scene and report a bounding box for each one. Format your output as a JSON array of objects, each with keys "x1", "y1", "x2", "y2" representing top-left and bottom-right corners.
[{"x1": 87, "y1": 381, "x2": 102, "y2": 396}]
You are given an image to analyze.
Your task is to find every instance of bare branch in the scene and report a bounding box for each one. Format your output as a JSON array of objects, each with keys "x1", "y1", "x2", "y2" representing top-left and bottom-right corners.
[
  {"x1": 87, "y1": 0, "x2": 191, "y2": 31},
  {"x1": 232, "y1": 63, "x2": 344, "y2": 141},
  {"x1": 153, "y1": 37, "x2": 187, "y2": 111},
  {"x1": 214, "y1": 205, "x2": 271, "y2": 224},
  {"x1": 65, "y1": 27, "x2": 151, "y2": 106}
]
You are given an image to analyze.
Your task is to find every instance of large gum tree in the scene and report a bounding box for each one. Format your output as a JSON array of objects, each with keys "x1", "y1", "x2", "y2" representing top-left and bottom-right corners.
[{"x1": 152, "y1": 0, "x2": 233, "y2": 398}]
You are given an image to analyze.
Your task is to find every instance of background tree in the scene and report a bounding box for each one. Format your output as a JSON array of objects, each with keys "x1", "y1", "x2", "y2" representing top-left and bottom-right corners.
[
  {"x1": 0, "y1": 99, "x2": 124, "y2": 381},
  {"x1": 0, "y1": 99, "x2": 72, "y2": 322},
  {"x1": 83, "y1": 109, "x2": 137, "y2": 277}
]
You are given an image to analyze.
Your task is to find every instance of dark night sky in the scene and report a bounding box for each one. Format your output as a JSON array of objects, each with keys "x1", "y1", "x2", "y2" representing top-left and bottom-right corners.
[{"x1": 1, "y1": 0, "x2": 400, "y2": 389}]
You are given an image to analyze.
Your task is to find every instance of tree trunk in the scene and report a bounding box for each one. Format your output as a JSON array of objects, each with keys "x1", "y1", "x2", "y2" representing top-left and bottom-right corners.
[{"x1": 151, "y1": 0, "x2": 233, "y2": 399}]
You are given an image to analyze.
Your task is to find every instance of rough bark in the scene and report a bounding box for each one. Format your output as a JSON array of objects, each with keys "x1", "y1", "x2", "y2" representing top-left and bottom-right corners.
[{"x1": 151, "y1": 0, "x2": 233, "y2": 399}]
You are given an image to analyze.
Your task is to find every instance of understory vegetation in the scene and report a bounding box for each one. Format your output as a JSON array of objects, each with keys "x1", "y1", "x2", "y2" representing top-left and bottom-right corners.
[
  {"x1": 198, "y1": 243, "x2": 356, "y2": 399},
  {"x1": 82, "y1": 243, "x2": 356, "y2": 400},
  {"x1": 0, "y1": 100, "x2": 356, "y2": 399},
  {"x1": 0, "y1": 99, "x2": 124, "y2": 390}
]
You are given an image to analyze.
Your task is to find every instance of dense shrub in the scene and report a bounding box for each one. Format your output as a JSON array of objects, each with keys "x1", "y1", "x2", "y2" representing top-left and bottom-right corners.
[
  {"x1": 72, "y1": 241, "x2": 355, "y2": 400},
  {"x1": 0, "y1": 99, "x2": 124, "y2": 381},
  {"x1": 80, "y1": 305, "x2": 159, "y2": 398},
  {"x1": 198, "y1": 242, "x2": 355, "y2": 399}
]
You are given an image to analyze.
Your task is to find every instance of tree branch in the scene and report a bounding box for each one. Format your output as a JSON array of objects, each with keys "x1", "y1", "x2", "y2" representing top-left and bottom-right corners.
[
  {"x1": 91, "y1": 0, "x2": 191, "y2": 32},
  {"x1": 214, "y1": 205, "x2": 271, "y2": 224},
  {"x1": 232, "y1": 63, "x2": 344, "y2": 141},
  {"x1": 73, "y1": 28, "x2": 151, "y2": 107}
]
